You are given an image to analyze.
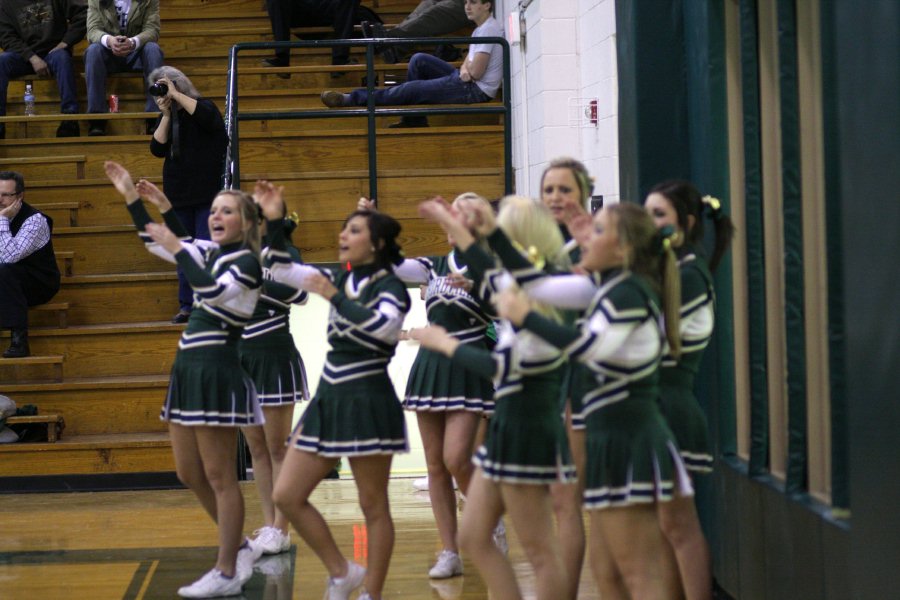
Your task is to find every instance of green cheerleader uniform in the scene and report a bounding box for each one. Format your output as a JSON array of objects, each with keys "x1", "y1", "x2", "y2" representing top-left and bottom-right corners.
[
  {"x1": 394, "y1": 253, "x2": 495, "y2": 414},
  {"x1": 127, "y1": 202, "x2": 264, "y2": 427},
  {"x1": 521, "y1": 269, "x2": 692, "y2": 509},
  {"x1": 450, "y1": 242, "x2": 575, "y2": 485},
  {"x1": 239, "y1": 235, "x2": 310, "y2": 406},
  {"x1": 264, "y1": 220, "x2": 410, "y2": 457},
  {"x1": 489, "y1": 226, "x2": 592, "y2": 430},
  {"x1": 658, "y1": 247, "x2": 715, "y2": 473}
]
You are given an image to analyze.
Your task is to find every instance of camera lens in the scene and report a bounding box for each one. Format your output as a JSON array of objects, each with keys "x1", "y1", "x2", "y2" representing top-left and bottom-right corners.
[{"x1": 149, "y1": 82, "x2": 169, "y2": 97}]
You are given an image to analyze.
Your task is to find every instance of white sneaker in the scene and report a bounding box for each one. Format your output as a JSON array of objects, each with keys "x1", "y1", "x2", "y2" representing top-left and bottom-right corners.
[
  {"x1": 428, "y1": 550, "x2": 463, "y2": 579},
  {"x1": 324, "y1": 560, "x2": 366, "y2": 600},
  {"x1": 492, "y1": 519, "x2": 508, "y2": 556},
  {"x1": 236, "y1": 539, "x2": 262, "y2": 584},
  {"x1": 255, "y1": 553, "x2": 291, "y2": 578},
  {"x1": 252, "y1": 526, "x2": 291, "y2": 555},
  {"x1": 412, "y1": 476, "x2": 458, "y2": 491},
  {"x1": 177, "y1": 568, "x2": 243, "y2": 598}
]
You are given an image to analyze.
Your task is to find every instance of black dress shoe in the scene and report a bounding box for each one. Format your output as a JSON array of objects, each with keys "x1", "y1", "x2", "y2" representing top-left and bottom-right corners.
[
  {"x1": 330, "y1": 58, "x2": 359, "y2": 79},
  {"x1": 261, "y1": 57, "x2": 291, "y2": 79},
  {"x1": 88, "y1": 120, "x2": 107, "y2": 136},
  {"x1": 56, "y1": 120, "x2": 79, "y2": 138},
  {"x1": 2, "y1": 329, "x2": 30, "y2": 358},
  {"x1": 388, "y1": 116, "x2": 429, "y2": 128},
  {"x1": 171, "y1": 310, "x2": 191, "y2": 324}
]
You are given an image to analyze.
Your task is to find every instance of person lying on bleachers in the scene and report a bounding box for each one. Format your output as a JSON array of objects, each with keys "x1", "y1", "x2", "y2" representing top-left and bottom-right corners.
[
  {"x1": 361, "y1": 0, "x2": 469, "y2": 64},
  {"x1": 0, "y1": 0, "x2": 87, "y2": 139},
  {"x1": 84, "y1": 0, "x2": 164, "y2": 136},
  {"x1": 320, "y1": 0, "x2": 500, "y2": 128},
  {"x1": 0, "y1": 171, "x2": 61, "y2": 358}
]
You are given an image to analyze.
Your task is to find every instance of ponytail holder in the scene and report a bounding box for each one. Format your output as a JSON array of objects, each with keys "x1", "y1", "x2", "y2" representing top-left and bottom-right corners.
[
  {"x1": 510, "y1": 239, "x2": 546, "y2": 270},
  {"x1": 656, "y1": 224, "x2": 676, "y2": 256},
  {"x1": 702, "y1": 195, "x2": 723, "y2": 220},
  {"x1": 283, "y1": 212, "x2": 300, "y2": 235}
]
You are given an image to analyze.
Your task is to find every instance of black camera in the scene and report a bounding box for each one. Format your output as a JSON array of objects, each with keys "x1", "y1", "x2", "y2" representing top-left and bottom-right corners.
[{"x1": 148, "y1": 82, "x2": 169, "y2": 97}]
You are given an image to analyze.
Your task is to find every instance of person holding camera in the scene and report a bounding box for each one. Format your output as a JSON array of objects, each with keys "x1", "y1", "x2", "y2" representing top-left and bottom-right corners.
[
  {"x1": 84, "y1": 0, "x2": 163, "y2": 136},
  {"x1": 148, "y1": 65, "x2": 228, "y2": 324}
]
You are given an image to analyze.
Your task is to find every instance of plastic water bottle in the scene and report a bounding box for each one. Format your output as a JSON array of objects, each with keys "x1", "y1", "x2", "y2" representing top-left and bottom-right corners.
[{"x1": 24, "y1": 84, "x2": 35, "y2": 116}]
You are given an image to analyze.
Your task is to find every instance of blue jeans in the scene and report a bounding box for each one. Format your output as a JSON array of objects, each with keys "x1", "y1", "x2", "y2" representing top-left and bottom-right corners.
[
  {"x1": 348, "y1": 52, "x2": 490, "y2": 106},
  {"x1": 0, "y1": 49, "x2": 78, "y2": 115},
  {"x1": 173, "y1": 205, "x2": 211, "y2": 310},
  {"x1": 84, "y1": 42, "x2": 164, "y2": 113}
]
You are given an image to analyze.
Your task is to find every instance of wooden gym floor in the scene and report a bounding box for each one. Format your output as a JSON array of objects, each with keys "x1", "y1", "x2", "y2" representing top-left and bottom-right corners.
[{"x1": 0, "y1": 478, "x2": 602, "y2": 599}]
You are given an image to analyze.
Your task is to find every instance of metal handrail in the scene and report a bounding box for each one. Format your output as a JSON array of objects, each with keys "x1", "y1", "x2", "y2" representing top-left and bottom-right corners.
[{"x1": 223, "y1": 36, "x2": 512, "y2": 199}]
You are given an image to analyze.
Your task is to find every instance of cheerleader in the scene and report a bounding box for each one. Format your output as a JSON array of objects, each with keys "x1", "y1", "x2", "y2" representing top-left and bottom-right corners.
[
  {"x1": 257, "y1": 185, "x2": 410, "y2": 600},
  {"x1": 645, "y1": 180, "x2": 735, "y2": 600},
  {"x1": 495, "y1": 202, "x2": 690, "y2": 599},
  {"x1": 371, "y1": 193, "x2": 495, "y2": 579},
  {"x1": 241, "y1": 184, "x2": 311, "y2": 556},
  {"x1": 105, "y1": 161, "x2": 263, "y2": 599},
  {"x1": 538, "y1": 157, "x2": 594, "y2": 599},
  {"x1": 412, "y1": 195, "x2": 575, "y2": 600}
]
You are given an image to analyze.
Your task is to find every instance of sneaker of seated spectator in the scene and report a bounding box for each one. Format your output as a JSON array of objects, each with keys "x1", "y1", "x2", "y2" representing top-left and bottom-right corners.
[{"x1": 56, "y1": 119, "x2": 80, "y2": 138}]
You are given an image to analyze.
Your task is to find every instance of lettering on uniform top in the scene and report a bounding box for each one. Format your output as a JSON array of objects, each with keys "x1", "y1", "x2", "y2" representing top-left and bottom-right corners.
[
  {"x1": 427, "y1": 276, "x2": 472, "y2": 301},
  {"x1": 262, "y1": 266, "x2": 276, "y2": 281}
]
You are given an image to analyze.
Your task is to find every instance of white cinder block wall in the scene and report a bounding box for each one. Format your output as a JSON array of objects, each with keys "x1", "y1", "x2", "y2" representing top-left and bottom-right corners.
[{"x1": 498, "y1": 0, "x2": 619, "y2": 205}]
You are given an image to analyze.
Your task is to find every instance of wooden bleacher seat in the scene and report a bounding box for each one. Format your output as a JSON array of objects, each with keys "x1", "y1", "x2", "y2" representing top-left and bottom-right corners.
[
  {"x1": 0, "y1": 355, "x2": 64, "y2": 382},
  {"x1": 5, "y1": 414, "x2": 65, "y2": 443},
  {"x1": 32, "y1": 302, "x2": 70, "y2": 329}
]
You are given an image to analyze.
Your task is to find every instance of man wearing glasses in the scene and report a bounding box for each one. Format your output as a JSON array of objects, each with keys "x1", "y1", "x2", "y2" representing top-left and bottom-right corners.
[{"x1": 0, "y1": 171, "x2": 60, "y2": 358}]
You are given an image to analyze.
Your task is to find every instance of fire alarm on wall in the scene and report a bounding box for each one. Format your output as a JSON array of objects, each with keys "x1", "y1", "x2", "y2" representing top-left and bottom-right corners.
[{"x1": 568, "y1": 98, "x2": 601, "y2": 128}]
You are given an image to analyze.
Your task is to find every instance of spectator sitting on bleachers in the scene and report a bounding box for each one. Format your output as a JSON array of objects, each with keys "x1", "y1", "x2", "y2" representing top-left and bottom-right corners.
[
  {"x1": 0, "y1": 0, "x2": 87, "y2": 139},
  {"x1": 362, "y1": 0, "x2": 469, "y2": 64},
  {"x1": 84, "y1": 0, "x2": 164, "y2": 136},
  {"x1": 262, "y1": 0, "x2": 382, "y2": 78},
  {"x1": 320, "y1": 0, "x2": 500, "y2": 128},
  {"x1": 0, "y1": 171, "x2": 61, "y2": 359}
]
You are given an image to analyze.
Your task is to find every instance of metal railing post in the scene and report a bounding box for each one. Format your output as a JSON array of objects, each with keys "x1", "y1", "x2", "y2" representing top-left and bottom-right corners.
[{"x1": 365, "y1": 43, "x2": 378, "y2": 202}]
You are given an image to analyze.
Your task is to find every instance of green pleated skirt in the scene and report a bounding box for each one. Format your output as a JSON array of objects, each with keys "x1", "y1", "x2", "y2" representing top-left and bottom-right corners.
[
  {"x1": 404, "y1": 346, "x2": 495, "y2": 414},
  {"x1": 240, "y1": 333, "x2": 309, "y2": 406},
  {"x1": 582, "y1": 396, "x2": 692, "y2": 510},
  {"x1": 658, "y1": 370, "x2": 713, "y2": 474},
  {"x1": 290, "y1": 372, "x2": 408, "y2": 457},
  {"x1": 162, "y1": 345, "x2": 263, "y2": 427},
  {"x1": 473, "y1": 371, "x2": 576, "y2": 485}
]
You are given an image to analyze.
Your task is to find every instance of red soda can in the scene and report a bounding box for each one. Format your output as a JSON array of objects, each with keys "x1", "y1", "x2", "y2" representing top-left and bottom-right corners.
[{"x1": 108, "y1": 94, "x2": 119, "y2": 113}]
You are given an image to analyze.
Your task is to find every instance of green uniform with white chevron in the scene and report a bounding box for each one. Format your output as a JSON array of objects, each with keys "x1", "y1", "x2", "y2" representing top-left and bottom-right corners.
[
  {"x1": 452, "y1": 237, "x2": 575, "y2": 485},
  {"x1": 394, "y1": 252, "x2": 495, "y2": 414},
  {"x1": 127, "y1": 201, "x2": 264, "y2": 427},
  {"x1": 264, "y1": 219, "x2": 411, "y2": 457},
  {"x1": 521, "y1": 268, "x2": 691, "y2": 509},
  {"x1": 658, "y1": 245, "x2": 715, "y2": 473},
  {"x1": 240, "y1": 232, "x2": 310, "y2": 406}
]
